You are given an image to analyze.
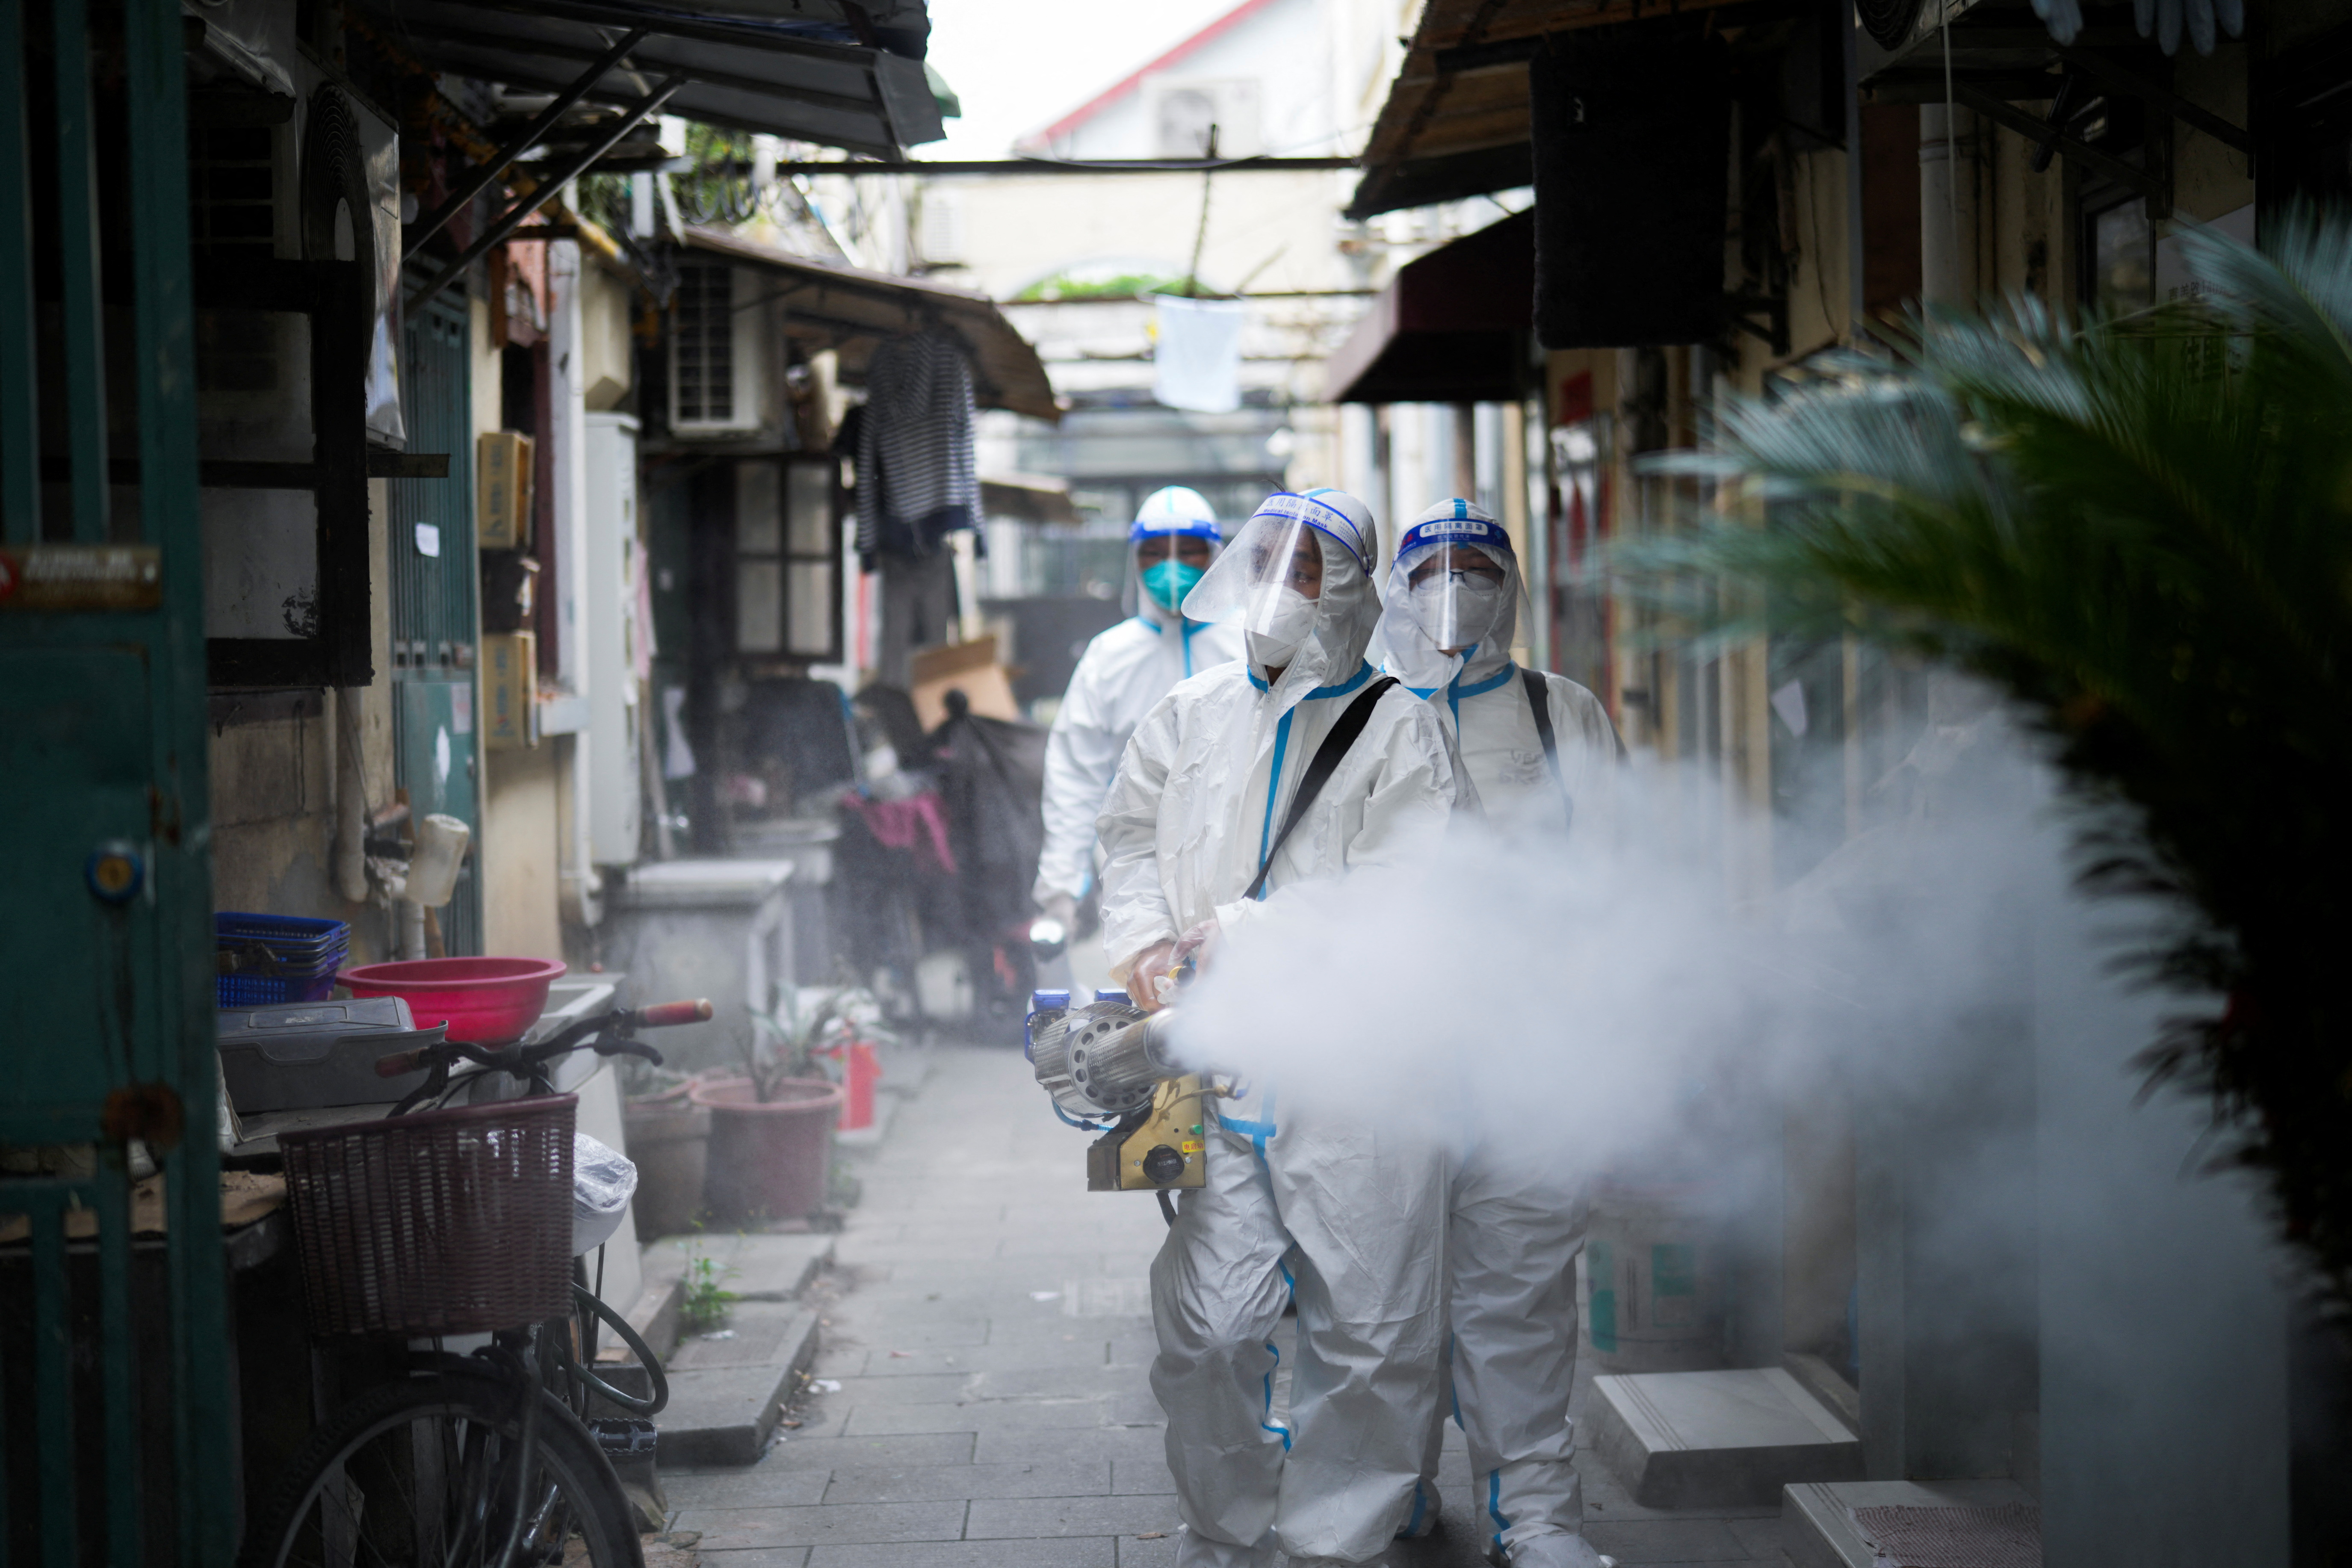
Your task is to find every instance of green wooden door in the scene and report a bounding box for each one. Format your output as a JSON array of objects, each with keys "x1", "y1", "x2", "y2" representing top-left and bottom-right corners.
[
  {"x1": 390, "y1": 289, "x2": 482, "y2": 954},
  {"x1": 0, "y1": 0, "x2": 237, "y2": 1562}
]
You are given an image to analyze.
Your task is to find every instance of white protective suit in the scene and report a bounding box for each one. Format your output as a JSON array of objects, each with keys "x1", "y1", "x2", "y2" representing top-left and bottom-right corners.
[
  {"x1": 1383, "y1": 499, "x2": 1621, "y2": 1568},
  {"x1": 1034, "y1": 487, "x2": 1242, "y2": 911},
  {"x1": 1096, "y1": 489, "x2": 1458, "y2": 1567}
]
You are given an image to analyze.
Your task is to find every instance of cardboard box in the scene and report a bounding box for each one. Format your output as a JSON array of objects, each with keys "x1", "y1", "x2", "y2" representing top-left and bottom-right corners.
[
  {"x1": 476, "y1": 431, "x2": 535, "y2": 550},
  {"x1": 909, "y1": 634, "x2": 1022, "y2": 732},
  {"x1": 481, "y1": 631, "x2": 538, "y2": 750}
]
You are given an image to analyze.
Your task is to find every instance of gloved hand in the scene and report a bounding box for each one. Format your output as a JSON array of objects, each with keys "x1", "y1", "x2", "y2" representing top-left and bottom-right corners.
[
  {"x1": 1169, "y1": 918, "x2": 1222, "y2": 981},
  {"x1": 1038, "y1": 891, "x2": 1078, "y2": 930},
  {"x1": 1124, "y1": 939, "x2": 1179, "y2": 1013}
]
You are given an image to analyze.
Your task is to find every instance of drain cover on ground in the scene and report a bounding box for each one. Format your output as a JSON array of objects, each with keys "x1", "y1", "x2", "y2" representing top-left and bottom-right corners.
[{"x1": 1851, "y1": 1503, "x2": 2042, "y2": 1568}]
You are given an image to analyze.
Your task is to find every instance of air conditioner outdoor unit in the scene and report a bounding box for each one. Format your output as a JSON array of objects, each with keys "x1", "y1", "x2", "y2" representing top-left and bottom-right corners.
[{"x1": 1151, "y1": 78, "x2": 1263, "y2": 159}]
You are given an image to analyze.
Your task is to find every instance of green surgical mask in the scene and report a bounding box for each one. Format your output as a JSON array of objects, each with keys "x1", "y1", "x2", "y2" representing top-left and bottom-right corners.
[{"x1": 1141, "y1": 558, "x2": 1205, "y2": 612}]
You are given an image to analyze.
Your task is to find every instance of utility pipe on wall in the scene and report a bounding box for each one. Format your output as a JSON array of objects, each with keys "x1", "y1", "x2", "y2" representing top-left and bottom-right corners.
[{"x1": 1920, "y1": 104, "x2": 1979, "y2": 306}]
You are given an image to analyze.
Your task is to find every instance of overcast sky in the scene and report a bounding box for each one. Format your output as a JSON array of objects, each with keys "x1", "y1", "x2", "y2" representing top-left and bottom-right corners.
[{"x1": 922, "y1": 1, "x2": 1243, "y2": 159}]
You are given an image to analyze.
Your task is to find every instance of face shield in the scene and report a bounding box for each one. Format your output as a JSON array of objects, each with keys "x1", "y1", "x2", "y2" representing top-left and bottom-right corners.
[
  {"x1": 1381, "y1": 502, "x2": 1526, "y2": 691},
  {"x1": 1182, "y1": 491, "x2": 1377, "y2": 673},
  {"x1": 1129, "y1": 486, "x2": 1223, "y2": 617}
]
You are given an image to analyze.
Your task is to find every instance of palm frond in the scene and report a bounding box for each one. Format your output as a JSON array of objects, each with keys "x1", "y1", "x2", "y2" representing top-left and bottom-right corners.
[{"x1": 1619, "y1": 207, "x2": 2352, "y2": 1313}]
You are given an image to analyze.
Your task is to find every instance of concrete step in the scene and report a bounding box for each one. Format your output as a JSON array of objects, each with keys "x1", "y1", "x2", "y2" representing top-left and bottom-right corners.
[
  {"x1": 1590, "y1": 1367, "x2": 1864, "y2": 1507},
  {"x1": 589, "y1": 1232, "x2": 836, "y2": 1468},
  {"x1": 653, "y1": 1299, "x2": 822, "y2": 1467},
  {"x1": 598, "y1": 1231, "x2": 833, "y2": 1375},
  {"x1": 1781, "y1": 1479, "x2": 2038, "y2": 1568}
]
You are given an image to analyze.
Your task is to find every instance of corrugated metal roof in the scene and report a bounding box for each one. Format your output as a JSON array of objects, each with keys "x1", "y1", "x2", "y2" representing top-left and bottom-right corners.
[{"x1": 678, "y1": 225, "x2": 1061, "y2": 423}]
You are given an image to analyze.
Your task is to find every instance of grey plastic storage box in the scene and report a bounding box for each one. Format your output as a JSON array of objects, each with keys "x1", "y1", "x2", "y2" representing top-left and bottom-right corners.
[{"x1": 216, "y1": 998, "x2": 445, "y2": 1113}]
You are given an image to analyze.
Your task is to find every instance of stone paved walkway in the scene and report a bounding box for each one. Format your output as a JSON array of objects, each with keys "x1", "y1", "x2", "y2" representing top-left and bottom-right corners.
[{"x1": 664, "y1": 1045, "x2": 1786, "y2": 1568}]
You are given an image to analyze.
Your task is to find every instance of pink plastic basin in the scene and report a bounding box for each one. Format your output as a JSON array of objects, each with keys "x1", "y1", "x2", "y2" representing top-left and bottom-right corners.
[{"x1": 339, "y1": 957, "x2": 568, "y2": 1044}]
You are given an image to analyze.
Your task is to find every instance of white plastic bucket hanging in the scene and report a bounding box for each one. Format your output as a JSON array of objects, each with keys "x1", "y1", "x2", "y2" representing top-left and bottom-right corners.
[{"x1": 406, "y1": 813, "x2": 472, "y2": 908}]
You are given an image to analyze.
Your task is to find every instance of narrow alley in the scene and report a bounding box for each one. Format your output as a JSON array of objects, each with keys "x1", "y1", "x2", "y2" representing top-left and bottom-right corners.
[{"x1": 661, "y1": 1047, "x2": 1788, "y2": 1568}]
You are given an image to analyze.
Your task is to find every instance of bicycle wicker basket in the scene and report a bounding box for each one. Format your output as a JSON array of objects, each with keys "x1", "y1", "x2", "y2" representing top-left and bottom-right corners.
[{"x1": 278, "y1": 1093, "x2": 577, "y2": 1339}]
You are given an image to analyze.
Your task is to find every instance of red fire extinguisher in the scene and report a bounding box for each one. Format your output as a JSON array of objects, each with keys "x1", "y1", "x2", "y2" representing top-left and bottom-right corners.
[{"x1": 817, "y1": 1038, "x2": 882, "y2": 1131}]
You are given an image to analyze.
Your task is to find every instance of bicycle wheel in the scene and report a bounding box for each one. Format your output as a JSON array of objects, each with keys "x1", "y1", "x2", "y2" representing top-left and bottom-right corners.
[{"x1": 242, "y1": 1371, "x2": 644, "y2": 1568}]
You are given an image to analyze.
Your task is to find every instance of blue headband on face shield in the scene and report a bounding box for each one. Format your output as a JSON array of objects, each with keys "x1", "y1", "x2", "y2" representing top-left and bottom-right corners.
[
  {"x1": 1253, "y1": 492, "x2": 1375, "y2": 573},
  {"x1": 1130, "y1": 517, "x2": 1222, "y2": 545},
  {"x1": 1396, "y1": 513, "x2": 1513, "y2": 559}
]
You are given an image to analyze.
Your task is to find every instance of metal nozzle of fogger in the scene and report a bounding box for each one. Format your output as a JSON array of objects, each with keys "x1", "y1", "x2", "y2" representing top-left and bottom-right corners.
[{"x1": 1029, "y1": 998, "x2": 1188, "y2": 1122}]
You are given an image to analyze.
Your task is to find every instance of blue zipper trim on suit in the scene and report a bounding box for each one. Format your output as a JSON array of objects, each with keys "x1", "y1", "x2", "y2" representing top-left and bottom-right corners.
[
  {"x1": 1448, "y1": 658, "x2": 1517, "y2": 726},
  {"x1": 1488, "y1": 1468, "x2": 1511, "y2": 1553},
  {"x1": 1261, "y1": 1255, "x2": 1297, "y2": 1450},
  {"x1": 1249, "y1": 662, "x2": 1375, "y2": 899},
  {"x1": 1143, "y1": 614, "x2": 1205, "y2": 676},
  {"x1": 1217, "y1": 1085, "x2": 1279, "y2": 1165},
  {"x1": 1254, "y1": 707, "x2": 1294, "y2": 893},
  {"x1": 1404, "y1": 1481, "x2": 1427, "y2": 1536}
]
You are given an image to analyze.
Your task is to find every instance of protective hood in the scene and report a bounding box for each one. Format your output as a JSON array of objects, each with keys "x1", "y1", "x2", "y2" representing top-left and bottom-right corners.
[
  {"x1": 1380, "y1": 499, "x2": 1525, "y2": 695},
  {"x1": 1128, "y1": 484, "x2": 1224, "y2": 626},
  {"x1": 1183, "y1": 488, "x2": 1382, "y2": 695}
]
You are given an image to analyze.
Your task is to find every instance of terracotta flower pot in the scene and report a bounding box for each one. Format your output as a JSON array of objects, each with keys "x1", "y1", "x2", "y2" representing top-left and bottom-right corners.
[
  {"x1": 622, "y1": 1098, "x2": 712, "y2": 1241},
  {"x1": 691, "y1": 1076, "x2": 845, "y2": 1223}
]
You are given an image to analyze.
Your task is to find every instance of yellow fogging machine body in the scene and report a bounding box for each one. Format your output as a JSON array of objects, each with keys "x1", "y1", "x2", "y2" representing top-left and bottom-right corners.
[{"x1": 1026, "y1": 991, "x2": 1206, "y2": 1193}]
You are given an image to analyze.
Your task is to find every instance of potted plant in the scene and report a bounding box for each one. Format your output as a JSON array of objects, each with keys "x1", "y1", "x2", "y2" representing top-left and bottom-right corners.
[
  {"x1": 622, "y1": 1073, "x2": 714, "y2": 1242},
  {"x1": 691, "y1": 987, "x2": 859, "y2": 1223}
]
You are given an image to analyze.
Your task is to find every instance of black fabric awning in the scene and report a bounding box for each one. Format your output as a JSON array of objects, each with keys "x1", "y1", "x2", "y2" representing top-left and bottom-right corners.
[
  {"x1": 358, "y1": 0, "x2": 944, "y2": 157},
  {"x1": 1324, "y1": 210, "x2": 1534, "y2": 405}
]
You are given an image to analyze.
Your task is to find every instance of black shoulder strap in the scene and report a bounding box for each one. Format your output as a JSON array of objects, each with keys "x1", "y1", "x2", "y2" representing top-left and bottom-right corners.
[
  {"x1": 1244, "y1": 676, "x2": 1399, "y2": 901},
  {"x1": 1524, "y1": 667, "x2": 1575, "y2": 835}
]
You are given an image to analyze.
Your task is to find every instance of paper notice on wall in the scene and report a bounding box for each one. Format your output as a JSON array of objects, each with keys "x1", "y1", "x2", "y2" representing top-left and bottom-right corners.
[
  {"x1": 414, "y1": 523, "x2": 441, "y2": 558},
  {"x1": 1151, "y1": 295, "x2": 1247, "y2": 413}
]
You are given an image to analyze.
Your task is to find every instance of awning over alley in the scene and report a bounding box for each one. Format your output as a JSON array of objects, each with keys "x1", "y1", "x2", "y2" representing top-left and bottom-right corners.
[
  {"x1": 679, "y1": 225, "x2": 1061, "y2": 422},
  {"x1": 1344, "y1": 0, "x2": 1751, "y2": 220},
  {"x1": 354, "y1": 0, "x2": 946, "y2": 157},
  {"x1": 1323, "y1": 208, "x2": 1533, "y2": 404}
]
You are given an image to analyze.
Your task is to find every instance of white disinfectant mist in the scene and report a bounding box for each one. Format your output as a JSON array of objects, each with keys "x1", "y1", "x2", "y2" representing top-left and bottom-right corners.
[{"x1": 1165, "y1": 695, "x2": 2195, "y2": 1224}]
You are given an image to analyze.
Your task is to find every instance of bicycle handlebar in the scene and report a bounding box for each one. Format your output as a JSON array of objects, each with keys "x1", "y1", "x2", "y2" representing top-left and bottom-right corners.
[{"x1": 375, "y1": 1000, "x2": 713, "y2": 1080}]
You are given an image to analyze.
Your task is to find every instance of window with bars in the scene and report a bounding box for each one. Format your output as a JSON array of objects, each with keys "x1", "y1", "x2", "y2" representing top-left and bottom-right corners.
[
  {"x1": 733, "y1": 457, "x2": 843, "y2": 662},
  {"x1": 671, "y1": 263, "x2": 737, "y2": 427},
  {"x1": 189, "y1": 122, "x2": 278, "y2": 254}
]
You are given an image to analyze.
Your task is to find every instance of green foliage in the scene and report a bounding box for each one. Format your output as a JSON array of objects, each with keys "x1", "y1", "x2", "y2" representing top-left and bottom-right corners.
[
  {"x1": 679, "y1": 1243, "x2": 738, "y2": 1332},
  {"x1": 742, "y1": 985, "x2": 894, "y2": 1103},
  {"x1": 1013, "y1": 271, "x2": 1189, "y2": 302},
  {"x1": 1633, "y1": 209, "x2": 2352, "y2": 1311}
]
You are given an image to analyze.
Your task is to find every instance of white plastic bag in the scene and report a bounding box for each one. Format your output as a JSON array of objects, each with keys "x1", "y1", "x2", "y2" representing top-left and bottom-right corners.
[{"x1": 572, "y1": 1131, "x2": 638, "y2": 1256}]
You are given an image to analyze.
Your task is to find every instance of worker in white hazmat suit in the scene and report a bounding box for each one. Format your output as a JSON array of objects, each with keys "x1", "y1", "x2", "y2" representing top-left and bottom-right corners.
[
  {"x1": 1033, "y1": 487, "x2": 1241, "y2": 930},
  {"x1": 1382, "y1": 498, "x2": 1621, "y2": 1568},
  {"x1": 1096, "y1": 489, "x2": 1457, "y2": 1568}
]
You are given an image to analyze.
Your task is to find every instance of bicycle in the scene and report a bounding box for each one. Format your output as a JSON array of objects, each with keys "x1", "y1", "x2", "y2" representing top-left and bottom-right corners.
[{"x1": 242, "y1": 999, "x2": 714, "y2": 1568}]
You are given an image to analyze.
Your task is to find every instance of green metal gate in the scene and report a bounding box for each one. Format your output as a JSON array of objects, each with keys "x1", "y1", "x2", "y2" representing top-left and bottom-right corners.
[
  {"x1": 389, "y1": 288, "x2": 482, "y2": 955},
  {"x1": 0, "y1": 0, "x2": 237, "y2": 1561}
]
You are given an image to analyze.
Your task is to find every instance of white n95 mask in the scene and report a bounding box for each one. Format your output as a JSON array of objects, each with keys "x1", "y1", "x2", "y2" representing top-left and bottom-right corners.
[
  {"x1": 1243, "y1": 586, "x2": 1317, "y2": 667},
  {"x1": 1412, "y1": 572, "x2": 1505, "y2": 651}
]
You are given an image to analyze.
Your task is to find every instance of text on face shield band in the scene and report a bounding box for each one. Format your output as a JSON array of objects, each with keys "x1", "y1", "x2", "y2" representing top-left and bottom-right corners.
[
  {"x1": 1401, "y1": 517, "x2": 1510, "y2": 552},
  {"x1": 1253, "y1": 493, "x2": 1372, "y2": 571}
]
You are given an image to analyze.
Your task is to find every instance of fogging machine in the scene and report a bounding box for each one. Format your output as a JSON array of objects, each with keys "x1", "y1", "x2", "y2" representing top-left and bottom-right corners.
[{"x1": 1025, "y1": 990, "x2": 1207, "y2": 1193}]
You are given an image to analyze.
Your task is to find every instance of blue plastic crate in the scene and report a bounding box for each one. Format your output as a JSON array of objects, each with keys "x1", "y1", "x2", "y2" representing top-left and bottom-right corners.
[
  {"x1": 216, "y1": 912, "x2": 349, "y2": 961},
  {"x1": 216, "y1": 912, "x2": 350, "y2": 1009},
  {"x1": 216, "y1": 969, "x2": 343, "y2": 1008}
]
